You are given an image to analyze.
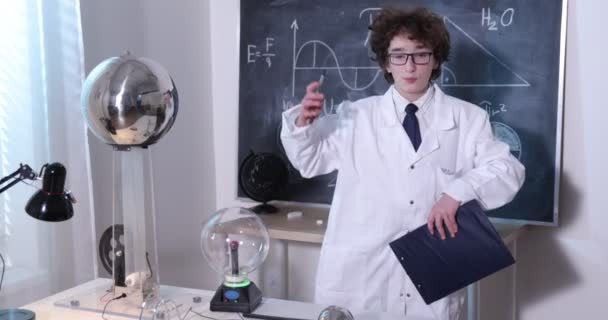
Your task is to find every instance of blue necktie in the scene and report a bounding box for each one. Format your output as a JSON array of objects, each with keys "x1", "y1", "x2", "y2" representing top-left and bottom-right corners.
[{"x1": 403, "y1": 103, "x2": 421, "y2": 151}]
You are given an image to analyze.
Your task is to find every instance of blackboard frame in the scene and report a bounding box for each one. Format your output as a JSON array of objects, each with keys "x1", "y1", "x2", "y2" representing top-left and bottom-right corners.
[{"x1": 236, "y1": 0, "x2": 569, "y2": 226}]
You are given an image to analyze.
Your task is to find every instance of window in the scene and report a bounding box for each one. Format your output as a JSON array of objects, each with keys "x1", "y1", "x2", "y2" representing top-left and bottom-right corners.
[{"x1": 0, "y1": 0, "x2": 95, "y2": 307}]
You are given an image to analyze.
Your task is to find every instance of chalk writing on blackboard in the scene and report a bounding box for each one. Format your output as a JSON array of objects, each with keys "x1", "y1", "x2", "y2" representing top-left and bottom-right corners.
[
  {"x1": 481, "y1": 7, "x2": 515, "y2": 31},
  {"x1": 491, "y1": 122, "x2": 522, "y2": 160},
  {"x1": 441, "y1": 17, "x2": 530, "y2": 87},
  {"x1": 247, "y1": 37, "x2": 276, "y2": 68}
]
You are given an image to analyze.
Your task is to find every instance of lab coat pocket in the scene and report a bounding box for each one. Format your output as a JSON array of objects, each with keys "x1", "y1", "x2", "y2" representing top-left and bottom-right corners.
[
  {"x1": 429, "y1": 145, "x2": 458, "y2": 189},
  {"x1": 434, "y1": 149, "x2": 457, "y2": 175},
  {"x1": 433, "y1": 166, "x2": 457, "y2": 201},
  {"x1": 317, "y1": 245, "x2": 367, "y2": 293}
]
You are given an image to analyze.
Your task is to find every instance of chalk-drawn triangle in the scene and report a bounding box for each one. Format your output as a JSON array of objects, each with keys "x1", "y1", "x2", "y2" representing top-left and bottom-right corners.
[{"x1": 440, "y1": 17, "x2": 530, "y2": 88}]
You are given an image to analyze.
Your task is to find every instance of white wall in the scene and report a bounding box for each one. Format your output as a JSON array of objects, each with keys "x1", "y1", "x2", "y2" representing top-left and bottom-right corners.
[
  {"x1": 209, "y1": 1, "x2": 246, "y2": 209},
  {"x1": 80, "y1": 0, "x2": 218, "y2": 290},
  {"x1": 81, "y1": 0, "x2": 608, "y2": 318},
  {"x1": 515, "y1": 1, "x2": 608, "y2": 318}
]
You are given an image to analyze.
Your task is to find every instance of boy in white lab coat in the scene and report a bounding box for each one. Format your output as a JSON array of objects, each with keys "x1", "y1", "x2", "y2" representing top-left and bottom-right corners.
[{"x1": 281, "y1": 7, "x2": 524, "y2": 320}]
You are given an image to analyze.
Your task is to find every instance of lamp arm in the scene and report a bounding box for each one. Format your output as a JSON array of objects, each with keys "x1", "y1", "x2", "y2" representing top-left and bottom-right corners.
[{"x1": 0, "y1": 164, "x2": 37, "y2": 194}]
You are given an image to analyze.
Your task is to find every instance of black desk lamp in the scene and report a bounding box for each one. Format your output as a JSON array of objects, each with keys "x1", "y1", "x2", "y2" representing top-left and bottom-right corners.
[{"x1": 0, "y1": 162, "x2": 75, "y2": 320}]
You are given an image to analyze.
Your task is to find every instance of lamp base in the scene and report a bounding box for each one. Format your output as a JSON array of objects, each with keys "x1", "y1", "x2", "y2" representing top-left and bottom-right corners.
[
  {"x1": 210, "y1": 282, "x2": 262, "y2": 313},
  {"x1": 0, "y1": 308, "x2": 36, "y2": 320}
]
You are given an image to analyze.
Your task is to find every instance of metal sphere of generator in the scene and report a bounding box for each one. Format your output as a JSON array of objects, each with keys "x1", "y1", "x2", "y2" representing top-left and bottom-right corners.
[{"x1": 81, "y1": 53, "x2": 178, "y2": 147}]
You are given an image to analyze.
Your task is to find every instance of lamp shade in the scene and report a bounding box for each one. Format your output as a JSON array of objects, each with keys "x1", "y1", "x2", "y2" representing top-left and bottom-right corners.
[{"x1": 25, "y1": 163, "x2": 73, "y2": 222}]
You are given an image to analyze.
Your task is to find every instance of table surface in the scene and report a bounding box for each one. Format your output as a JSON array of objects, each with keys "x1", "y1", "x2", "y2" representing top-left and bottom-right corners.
[
  {"x1": 22, "y1": 278, "x2": 423, "y2": 320},
  {"x1": 259, "y1": 204, "x2": 527, "y2": 244}
]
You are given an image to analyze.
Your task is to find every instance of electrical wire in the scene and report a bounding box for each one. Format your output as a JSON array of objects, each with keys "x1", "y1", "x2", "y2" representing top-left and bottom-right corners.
[
  {"x1": 146, "y1": 252, "x2": 153, "y2": 279},
  {"x1": 183, "y1": 307, "x2": 243, "y2": 320},
  {"x1": 0, "y1": 253, "x2": 5, "y2": 292},
  {"x1": 99, "y1": 288, "x2": 113, "y2": 302},
  {"x1": 20, "y1": 179, "x2": 38, "y2": 187},
  {"x1": 138, "y1": 298, "x2": 182, "y2": 320},
  {"x1": 126, "y1": 294, "x2": 244, "y2": 320},
  {"x1": 181, "y1": 306, "x2": 194, "y2": 320},
  {"x1": 102, "y1": 293, "x2": 127, "y2": 320}
]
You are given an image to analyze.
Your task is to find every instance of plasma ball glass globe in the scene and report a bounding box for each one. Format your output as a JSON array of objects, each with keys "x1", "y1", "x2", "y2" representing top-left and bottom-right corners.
[{"x1": 200, "y1": 207, "x2": 270, "y2": 286}]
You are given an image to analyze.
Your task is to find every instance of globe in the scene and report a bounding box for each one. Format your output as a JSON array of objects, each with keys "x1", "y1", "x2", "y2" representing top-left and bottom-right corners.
[
  {"x1": 200, "y1": 207, "x2": 270, "y2": 285},
  {"x1": 81, "y1": 52, "x2": 178, "y2": 147},
  {"x1": 238, "y1": 152, "x2": 288, "y2": 213}
]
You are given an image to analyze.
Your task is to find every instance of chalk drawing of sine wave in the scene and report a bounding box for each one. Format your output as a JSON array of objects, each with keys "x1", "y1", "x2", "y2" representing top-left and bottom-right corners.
[{"x1": 294, "y1": 40, "x2": 382, "y2": 91}]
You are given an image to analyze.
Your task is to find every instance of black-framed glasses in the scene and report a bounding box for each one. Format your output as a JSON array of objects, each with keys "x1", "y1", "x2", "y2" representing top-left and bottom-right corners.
[{"x1": 387, "y1": 52, "x2": 433, "y2": 65}]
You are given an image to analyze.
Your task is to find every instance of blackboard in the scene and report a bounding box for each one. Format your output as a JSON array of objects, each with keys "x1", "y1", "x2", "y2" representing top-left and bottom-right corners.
[{"x1": 237, "y1": 0, "x2": 566, "y2": 225}]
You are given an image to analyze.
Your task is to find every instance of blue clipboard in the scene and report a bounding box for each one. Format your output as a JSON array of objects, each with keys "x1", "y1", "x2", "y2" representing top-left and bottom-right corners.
[{"x1": 389, "y1": 201, "x2": 515, "y2": 305}]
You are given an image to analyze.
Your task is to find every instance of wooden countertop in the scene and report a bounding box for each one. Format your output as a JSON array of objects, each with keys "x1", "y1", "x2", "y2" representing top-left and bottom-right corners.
[
  {"x1": 257, "y1": 204, "x2": 329, "y2": 244},
  {"x1": 257, "y1": 204, "x2": 526, "y2": 245}
]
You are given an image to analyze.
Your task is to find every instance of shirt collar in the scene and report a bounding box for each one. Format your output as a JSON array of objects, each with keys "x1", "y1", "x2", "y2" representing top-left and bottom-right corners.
[
  {"x1": 392, "y1": 84, "x2": 435, "y2": 115},
  {"x1": 380, "y1": 84, "x2": 454, "y2": 130}
]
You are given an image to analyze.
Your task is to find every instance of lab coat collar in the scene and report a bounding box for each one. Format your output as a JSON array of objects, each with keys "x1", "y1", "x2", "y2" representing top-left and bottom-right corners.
[{"x1": 379, "y1": 84, "x2": 455, "y2": 131}]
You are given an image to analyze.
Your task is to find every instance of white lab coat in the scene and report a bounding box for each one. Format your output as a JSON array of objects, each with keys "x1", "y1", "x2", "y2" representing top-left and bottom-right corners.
[{"x1": 280, "y1": 85, "x2": 525, "y2": 320}]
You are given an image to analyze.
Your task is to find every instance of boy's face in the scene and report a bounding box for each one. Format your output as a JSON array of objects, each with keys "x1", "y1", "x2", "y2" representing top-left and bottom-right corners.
[{"x1": 385, "y1": 33, "x2": 438, "y2": 101}]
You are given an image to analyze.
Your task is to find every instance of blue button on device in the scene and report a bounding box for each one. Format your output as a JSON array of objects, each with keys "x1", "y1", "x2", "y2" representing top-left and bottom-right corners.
[{"x1": 224, "y1": 290, "x2": 240, "y2": 300}]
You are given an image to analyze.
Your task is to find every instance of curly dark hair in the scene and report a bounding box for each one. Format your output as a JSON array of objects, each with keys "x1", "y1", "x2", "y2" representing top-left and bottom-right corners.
[{"x1": 370, "y1": 7, "x2": 450, "y2": 83}]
